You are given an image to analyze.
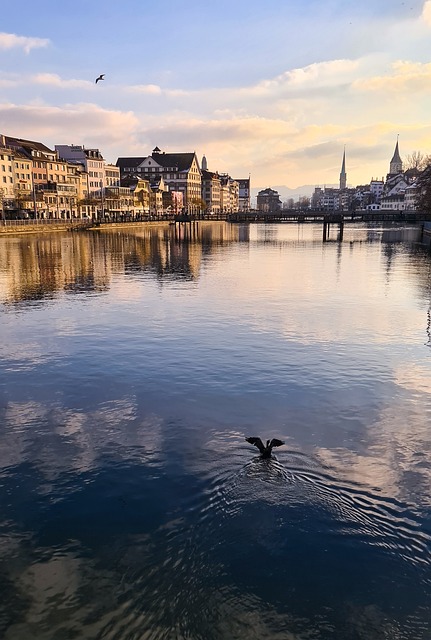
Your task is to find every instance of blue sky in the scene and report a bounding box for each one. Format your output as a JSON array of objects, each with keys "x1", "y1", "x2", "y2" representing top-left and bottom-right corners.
[{"x1": 1, "y1": 0, "x2": 431, "y2": 190}]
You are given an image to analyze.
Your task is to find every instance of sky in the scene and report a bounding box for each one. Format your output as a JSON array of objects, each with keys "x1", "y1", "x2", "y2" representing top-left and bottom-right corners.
[{"x1": 1, "y1": 0, "x2": 431, "y2": 194}]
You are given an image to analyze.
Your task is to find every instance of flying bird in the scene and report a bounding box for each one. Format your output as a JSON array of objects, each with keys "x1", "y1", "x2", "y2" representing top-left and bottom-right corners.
[
  {"x1": 245, "y1": 437, "x2": 285, "y2": 458},
  {"x1": 95, "y1": 74, "x2": 105, "y2": 84}
]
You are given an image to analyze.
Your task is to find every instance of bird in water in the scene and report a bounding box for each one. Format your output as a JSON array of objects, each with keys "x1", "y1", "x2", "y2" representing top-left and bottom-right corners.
[
  {"x1": 245, "y1": 437, "x2": 284, "y2": 458},
  {"x1": 95, "y1": 74, "x2": 105, "y2": 84}
]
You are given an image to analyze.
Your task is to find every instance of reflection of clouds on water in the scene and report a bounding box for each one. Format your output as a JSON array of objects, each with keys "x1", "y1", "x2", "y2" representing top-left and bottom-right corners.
[
  {"x1": 317, "y1": 399, "x2": 431, "y2": 508},
  {"x1": 53, "y1": 317, "x2": 79, "y2": 336},
  {"x1": 0, "y1": 398, "x2": 165, "y2": 477},
  {"x1": 4, "y1": 552, "x2": 129, "y2": 640},
  {"x1": 0, "y1": 342, "x2": 55, "y2": 372},
  {"x1": 394, "y1": 362, "x2": 431, "y2": 395},
  {"x1": 0, "y1": 402, "x2": 46, "y2": 468}
]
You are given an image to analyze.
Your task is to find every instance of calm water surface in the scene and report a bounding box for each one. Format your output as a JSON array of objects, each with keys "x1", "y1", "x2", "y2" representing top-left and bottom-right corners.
[{"x1": 0, "y1": 222, "x2": 431, "y2": 639}]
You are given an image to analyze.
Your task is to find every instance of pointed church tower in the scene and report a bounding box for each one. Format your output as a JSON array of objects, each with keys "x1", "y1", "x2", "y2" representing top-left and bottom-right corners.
[
  {"x1": 389, "y1": 137, "x2": 402, "y2": 175},
  {"x1": 339, "y1": 148, "x2": 347, "y2": 190},
  {"x1": 201, "y1": 154, "x2": 208, "y2": 171}
]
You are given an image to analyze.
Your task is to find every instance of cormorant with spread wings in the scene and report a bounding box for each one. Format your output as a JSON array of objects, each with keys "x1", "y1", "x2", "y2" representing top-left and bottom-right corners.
[{"x1": 245, "y1": 437, "x2": 284, "y2": 458}]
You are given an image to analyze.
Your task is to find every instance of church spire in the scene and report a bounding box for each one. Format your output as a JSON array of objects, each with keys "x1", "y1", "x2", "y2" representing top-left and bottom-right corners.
[
  {"x1": 389, "y1": 136, "x2": 402, "y2": 175},
  {"x1": 339, "y1": 147, "x2": 347, "y2": 190}
]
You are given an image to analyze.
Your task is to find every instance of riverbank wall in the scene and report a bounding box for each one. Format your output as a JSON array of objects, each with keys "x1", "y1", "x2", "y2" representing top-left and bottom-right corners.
[{"x1": 0, "y1": 220, "x2": 92, "y2": 235}]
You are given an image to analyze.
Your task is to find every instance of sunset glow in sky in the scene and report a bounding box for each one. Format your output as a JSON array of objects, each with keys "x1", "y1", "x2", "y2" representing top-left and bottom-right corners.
[{"x1": 1, "y1": 0, "x2": 431, "y2": 190}]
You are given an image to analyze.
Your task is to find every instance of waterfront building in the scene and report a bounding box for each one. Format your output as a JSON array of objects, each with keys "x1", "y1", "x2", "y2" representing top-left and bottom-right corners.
[
  {"x1": 117, "y1": 148, "x2": 202, "y2": 213},
  {"x1": 235, "y1": 178, "x2": 251, "y2": 211},
  {"x1": 219, "y1": 174, "x2": 239, "y2": 214},
  {"x1": 312, "y1": 187, "x2": 340, "y2": 210},
  {"x1": 5, "y1": 135, "x2": 56, "y2": 187},
  {"x1": 201, "y1": 169, "x2": 221, "y2": 214},
  {"x1": 55, "y1": 145, "x2": 105, "y2": 196},
  {"x1": 256, "y1": 187, "x2": 281, "y2": 212},
  {"x1": 4, "y1": 135, "x2": 84, "y2": 219},
  {"x1": 370, "y1": 179, "x2": 384, "y2": 202},
  {"x1": 11, "y1": 150, "x2": 33, "y2": 215},
  {"x1": 0, "y1": 144, "x2": 15, "y2": 217},
  {"x1": 120, "y1": 176, "x2": 151, "y2": 216},
  {"x1": 105, "y1": 164, "x2": 120, "y2": 188},
  {"x1": 380, "y1": 194, "x2": 406, "y2": 211},
  {"x1": 200, "y1": 155, "x2": 240, "y2": 215},
  {"x1": 148, "y1": 175, "x2": 168, "y2": 217},
  {"x1": 404, "y1": 183, "x2": 419, "y2": 210}
]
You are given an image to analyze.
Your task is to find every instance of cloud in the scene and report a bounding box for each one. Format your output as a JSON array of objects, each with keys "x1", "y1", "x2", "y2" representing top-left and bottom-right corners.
[
  {"x1": 127, "y1": 83, "x2": 190, "y2": 98},
  {"x1": 252, "y1": 58, "x2": 361, "y2": 95},
  {"x1": 422, "y1": 0, "x2": 431, "y2": 26},
  {"x1": 353, "y1": 60, "x2": 431, "y2": 94},
  {"x1": 0, "y1": 32, "x2": 49, "y2": 54},
  {"x1": 0, "y1": 101, "x2": 140, "y2": 151},
  {"x1": 128, "y1": 84, "x2": 163, "y2": 95},
  {"x1": 32, "y1": 73, "x2": 91, "y2": 89},
  {"x1": 0, "y1": 73, "x2": 19, "y2": 88}
]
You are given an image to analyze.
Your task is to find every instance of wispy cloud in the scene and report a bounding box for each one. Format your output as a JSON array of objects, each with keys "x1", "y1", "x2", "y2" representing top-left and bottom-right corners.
[
  {"x1": 128, "y1": 84, "x2": 163, "y2": 95},
  {"x1": 252, "y1": 59, "x2": 361, "y2": 95},
  {"x1": 0, "y1": 32, "x2": 49, "y2": 54},
  {"x1": 127, "y1": 83, "x2": 190, "y2": 98},
  {"x1": 31, "y1": 73, "x2": 91, "y2": 89}
]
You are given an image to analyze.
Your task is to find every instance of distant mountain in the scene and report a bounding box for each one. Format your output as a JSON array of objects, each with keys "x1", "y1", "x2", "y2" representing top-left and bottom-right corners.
[{"x1": 251, "y1": 184, "x2": 338, "y2": 202}]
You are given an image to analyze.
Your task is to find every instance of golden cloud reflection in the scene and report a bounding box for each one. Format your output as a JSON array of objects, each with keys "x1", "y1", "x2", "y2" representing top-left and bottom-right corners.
[{"x1": 317, "y1": 399, "x2": 431, "y2": 507}]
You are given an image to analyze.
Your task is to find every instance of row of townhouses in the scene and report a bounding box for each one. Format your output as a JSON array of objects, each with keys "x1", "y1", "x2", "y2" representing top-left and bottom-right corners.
[
  {"x1": 257, "y1": 141, "x2": 428, "y2": 213},
  {"x1": 0, "y1": 134, "x2": 251, "y2": 220}
]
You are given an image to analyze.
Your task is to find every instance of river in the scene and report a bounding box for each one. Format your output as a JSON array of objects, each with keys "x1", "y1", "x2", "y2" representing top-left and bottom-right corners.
[{"x1": 0, "y1": 221, "x2": 430, "y2": 639}]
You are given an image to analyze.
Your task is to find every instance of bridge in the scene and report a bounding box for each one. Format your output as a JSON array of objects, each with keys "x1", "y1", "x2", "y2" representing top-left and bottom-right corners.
[{"x1": 226, "y1": 210, "x2": 428, "y2": 224}]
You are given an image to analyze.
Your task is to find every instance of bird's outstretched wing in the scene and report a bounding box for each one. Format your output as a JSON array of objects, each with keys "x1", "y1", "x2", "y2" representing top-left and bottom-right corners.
[
  {"x1": 245, "y1": 437, "x2": 265, "y2": 453},
  {"x1": 95, "y1": 74, "x2": 105, "y2": 83},
  {"x1": 269, "y1": 438, "x2": 284, "y2": 448}
]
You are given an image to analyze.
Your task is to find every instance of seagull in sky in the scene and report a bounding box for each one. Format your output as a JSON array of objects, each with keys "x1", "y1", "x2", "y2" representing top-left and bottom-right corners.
[
  {"x1": 245, "y1": 437, "x2": 285, "y2": 458},
  {"x1": 95, "y1": 74, "x2": 105, "y2": 84}
]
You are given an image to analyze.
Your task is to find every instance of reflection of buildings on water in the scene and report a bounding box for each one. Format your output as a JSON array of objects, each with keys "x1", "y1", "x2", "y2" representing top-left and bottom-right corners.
[
  {"x1": 0, "y1": 235, "x2": 111, "y2": 304},
  {"x1": 0, "y1": 223, "x2": 244, "y2": 304},
  {"x1": 380, "y1": 227, "x2": 422, "y2": 244}
]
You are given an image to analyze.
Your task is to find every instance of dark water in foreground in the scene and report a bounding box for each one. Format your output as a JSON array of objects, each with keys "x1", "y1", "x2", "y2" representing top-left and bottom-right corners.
[{"x1": 0, "y1": 222, "x2": 431, "y2": 639}]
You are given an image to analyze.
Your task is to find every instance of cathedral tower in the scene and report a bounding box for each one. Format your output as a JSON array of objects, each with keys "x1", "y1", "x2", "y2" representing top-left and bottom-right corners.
[
  {"x1": 339, "y1": 148, "x2": 347, "y2": 190},
  {"x1": 389, "y1": 137, "x2": 403, "y2": 175}
]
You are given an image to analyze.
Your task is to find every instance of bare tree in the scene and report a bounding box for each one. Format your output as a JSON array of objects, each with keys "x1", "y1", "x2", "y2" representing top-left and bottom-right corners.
[
  {"x1": 414, "y1": 165, "x2": 431, "y2": 216},
  {"x1": 405, "y1": 151, "x2": 431, "y2": 171}
]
